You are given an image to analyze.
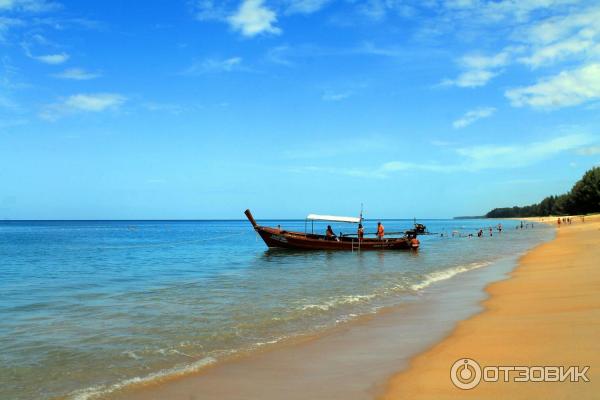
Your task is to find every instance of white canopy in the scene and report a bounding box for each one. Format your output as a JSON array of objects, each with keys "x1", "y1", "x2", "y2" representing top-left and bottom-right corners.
[{"x1": 306, "y1": 214, "x2": 361, "y2": 223}]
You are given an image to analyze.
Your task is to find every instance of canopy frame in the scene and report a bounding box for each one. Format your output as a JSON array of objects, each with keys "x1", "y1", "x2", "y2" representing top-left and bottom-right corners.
[
  {"x1": 306, "y1": 214, "x2": 361, "y2": 223},
  {"x1": 304, "y1": 213, "x2": 361, "y2": 235}
]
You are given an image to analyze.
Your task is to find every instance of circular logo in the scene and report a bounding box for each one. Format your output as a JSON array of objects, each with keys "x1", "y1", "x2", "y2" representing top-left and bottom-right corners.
[{"x1": 450, "y1": 358, "x2": 482, "y2": 390}]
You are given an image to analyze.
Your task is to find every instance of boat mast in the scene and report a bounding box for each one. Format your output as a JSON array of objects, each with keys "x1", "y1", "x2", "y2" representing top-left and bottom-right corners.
[{"x1": 359, "y1": 203, "x2": 364, "y2": 224}]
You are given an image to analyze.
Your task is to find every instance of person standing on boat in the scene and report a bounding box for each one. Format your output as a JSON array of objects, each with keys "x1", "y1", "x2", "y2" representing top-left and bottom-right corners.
[
  {"x1": 376, "y1": 222, "x2": 385, "y2": 240},
  {"x1": 326, "y1": 225, "x2": 336, "y2": 239},
  {"x1": 357, "y1": 224, "x2": 364, "y2": 241}
]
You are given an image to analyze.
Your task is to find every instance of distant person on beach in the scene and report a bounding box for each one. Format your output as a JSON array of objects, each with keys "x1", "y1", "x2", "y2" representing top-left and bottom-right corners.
[
  {"x1": 557, "y1": 218, "x2": 561, "y2": 227},
  {"x1": 377, "y1": 222, "x2": 385, "y2": 240},
  {"x1": 489, "y1": 227, "x2": 493, "y2": 236},
  {"x1": 325, "y1": 225, "x2": 336, "y2": 239},
  {"x1": 520, "y1": 221, "x2": 524, "y2": 229},
  {"x1": 478, "y1": 229, "x2": 483, "y2": 237},
  {"x1": 498, "y1": 223, "x2": 503, "y2": 233},
  {"x1": 357, "y1": 224, "x2": 364, "y2": 241}
]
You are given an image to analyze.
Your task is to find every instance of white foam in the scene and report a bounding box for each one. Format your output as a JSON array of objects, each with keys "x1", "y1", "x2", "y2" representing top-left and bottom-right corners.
[
  {"x1": 68, "y1": 356, "x2": 216, "y2": 400},
  {"x1": 300, "y1": 294, "x2": 377, "y2": 312},
  {"x1": 255, "y1": 338, "x2": 281, "y2": 347},
  {"x1": 122, "y1": 350, "x2": 141, "y2": 360},
  {"x1": 411, "y1": 261, "x2": 492, "y2": 291}
]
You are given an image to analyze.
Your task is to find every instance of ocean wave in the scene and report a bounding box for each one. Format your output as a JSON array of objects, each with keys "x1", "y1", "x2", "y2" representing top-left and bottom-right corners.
[
  {"x1": 68, "y1": 356, "x2": 216, "y2": 400},
  {"x1": 411, "y1": 261, "x2": 492, "y2": 291},
  {"x1": 299, "y1": 294, "x2": 377, "y2": 312},
  {"x1": 122, "y1": 350, "x2": 141, "y2": 360}
]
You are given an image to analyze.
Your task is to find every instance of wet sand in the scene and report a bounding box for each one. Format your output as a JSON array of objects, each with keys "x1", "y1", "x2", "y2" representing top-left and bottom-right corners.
[
  {"x1": 381, "y1": 215, "x2": 600, "y2": 399},
  {"x1": 109, "y1": 254, "x2": 525, "y2": 400}
]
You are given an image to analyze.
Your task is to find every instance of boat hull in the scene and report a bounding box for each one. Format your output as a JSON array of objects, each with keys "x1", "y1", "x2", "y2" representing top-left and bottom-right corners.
[{"x1": 255, "y1": 227, "x2": 417, "y2": 251}]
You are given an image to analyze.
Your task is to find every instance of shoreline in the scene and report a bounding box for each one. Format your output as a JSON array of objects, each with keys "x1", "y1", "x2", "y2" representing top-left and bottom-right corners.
[
  {"x1": 380, "y1": 214, "x2": 600, "y2": 399},
  {"x1": 98, "y1": 232, "x2": 553, "y2": 400}
]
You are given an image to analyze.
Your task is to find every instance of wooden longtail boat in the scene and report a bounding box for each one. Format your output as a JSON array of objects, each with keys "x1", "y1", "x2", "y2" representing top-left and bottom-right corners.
[{"x1": 244, "y1": 209, "x2": 422, "y2": 251}]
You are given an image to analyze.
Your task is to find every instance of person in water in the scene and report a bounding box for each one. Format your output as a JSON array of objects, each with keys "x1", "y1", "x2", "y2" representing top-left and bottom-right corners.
[
  {"x1": 357, "y1": 223, "x2": 364, "y2": 241},
  {"x1": 376, "y1": 222, "x2": 385, "y2": 240},
  {"x1": 325, "y1": 225, "x2": 336, "y2": 239}
]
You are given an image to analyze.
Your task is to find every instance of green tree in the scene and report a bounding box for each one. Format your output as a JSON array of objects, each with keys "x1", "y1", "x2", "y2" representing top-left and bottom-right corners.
[
  {"x1": 485, "y1": 167, "x2": 600, "y2": 218},
  {"x1": 567, "y1": 167, "x2": 600, "y2": 214}
]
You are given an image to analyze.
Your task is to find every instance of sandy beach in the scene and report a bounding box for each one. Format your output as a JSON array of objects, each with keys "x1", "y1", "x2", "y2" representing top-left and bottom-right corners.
[
  {"x1": 81, "y1": 216, "x2": 600, "y2": 400},
  {"x1": 381, "y1": 215, "x2": 600, "y2": 399},
  {"x1": 100, "y1": 218, "x2": 563, "y2": 400}
]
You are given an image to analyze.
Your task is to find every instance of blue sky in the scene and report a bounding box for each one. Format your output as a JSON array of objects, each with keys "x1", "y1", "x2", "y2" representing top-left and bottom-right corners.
[{"x1": 1, "y1": 0, "x2": 599, "y2": 219}]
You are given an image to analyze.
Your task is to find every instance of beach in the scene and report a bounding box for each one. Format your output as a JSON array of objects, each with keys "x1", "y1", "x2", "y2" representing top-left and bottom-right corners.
[
  {"x1": 2, "y1": 218, "x2": 591, "y2": 400},
  {"x1": 106, "y1": 216, "x2": 599, "y2": 400},
  {"x1": 100, "y1": 219, "x2": 555, "y2": 400},
  {"x1": 381, "y1": 214, "x2": 600, "y2": 399}
]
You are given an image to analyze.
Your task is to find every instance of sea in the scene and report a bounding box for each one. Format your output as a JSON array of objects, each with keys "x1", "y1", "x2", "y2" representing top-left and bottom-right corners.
[{"x1": 0, "y1": 218, "x2": 553, "y2": 400}]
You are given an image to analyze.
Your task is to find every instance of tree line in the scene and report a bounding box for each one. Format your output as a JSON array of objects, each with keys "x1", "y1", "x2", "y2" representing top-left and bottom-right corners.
[{"x1": 486, "y1": 167, "x2": 600, "y2": 218}]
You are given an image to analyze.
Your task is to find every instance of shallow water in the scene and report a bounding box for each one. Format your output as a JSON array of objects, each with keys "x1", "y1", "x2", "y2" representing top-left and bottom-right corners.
[{"x1": 0, "y1": 219, "x2": 552, "y2": 400}]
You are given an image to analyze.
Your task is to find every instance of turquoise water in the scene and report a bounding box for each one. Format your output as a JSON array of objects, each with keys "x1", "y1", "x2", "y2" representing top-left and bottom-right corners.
[{"x1": 0, "y1": 219, "x2": 552, "y2": 400}]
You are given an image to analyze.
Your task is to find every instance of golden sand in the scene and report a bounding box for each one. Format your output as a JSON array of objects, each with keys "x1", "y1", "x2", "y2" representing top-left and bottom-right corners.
[{"x1": 381, "y1": 215, "x2": 600, "y2": 399}]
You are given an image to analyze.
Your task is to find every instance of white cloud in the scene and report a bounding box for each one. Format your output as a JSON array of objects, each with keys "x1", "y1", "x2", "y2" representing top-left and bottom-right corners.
[
  {"x1": 0, "y1": 16, "x2": 23, "y2": 41},
  {"x1": 576, "y1": 145, "x2": 600, "y2": 156},
  {"x1": 443, "y1": 69, "x2": 497, "y2": 88},
  {"x1": 191, "y1": 0, "x2": 228, "y2": 21},
  {"x1": 523, "y1": 4, "x2": 600, "y2": 45},
  {"x1": 291, "y1": 133, "x2": 594, "y2": 178},
  {"x1": 227, "y1": 0, "x2": 280, "y2": 37},
  {"x1": 63, "y1": 93, "x2": 125, "y2": 111},
  {"x1": 439, "y1": 3, "x2": 600, "y2": 93},
  {"x1": 506, "y1": 63, "x2": 600, "y2": 108},
  {"x1": 40, "y1": 93, "x2": 126, "y2": 120},
  {"x1": 290, "y1": 160, "x2": 450, "y2": 179},
  {"x1": 266, "y1": 45, "x2": 295, "y2": 66},
  {"x1": 142, "y1": 102, "x2": 186, "y2": 114},
  {"x1": 430, "y1": 139, "x2": 453, "y2": 147},
  {"x1": 286, "y1": 0, "x2": 331, "y2": 14},
  {"x1": 354, "y1": 0, "x2": 416, "y2": 21},
  {"x1": 51, "y1": 68, "x2": 100, "y2": 80},
  {"x1": 0, "y1": 94, "x2": 19, "y2": 110},
  {"x1": 443, "y1": 48, "x2": 516, "y2": 88},
  {"x1": 453, "y1": 106, "x2": 496, "y2": 128},
  {"x1": 519, "y1": 37, "x2": 598, "y2": 68},
  {"x1": 322, "y1": 91, "x2": 352, "y2": 101},
  {"x1": 442, "y1": 0, "x2": 578, "y2": 23},
  {"x1": 516, "y1": 5, "x2": 600, "y2": 68},
  {"x1": 32, "y1": 52, "x2": 69, "y2": 64},
  {"x1": 456, "y1": 133, "x2": 593, "y2": 169},
  {"x1": 460, "y1": 50, "x2": 512, "y2": 70},
  {"x1": 380, "y1": 161, "x2": 448, "y2": 172},
  {"x1": 0, "y1": 0, "x2": 59, "y2": 12},
  {"x1": 183, "y1": 57, "x2": 243, "y2": 74},
  {"x1": 282, "y1": 136, "x2": 389, "y2": 160}
]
